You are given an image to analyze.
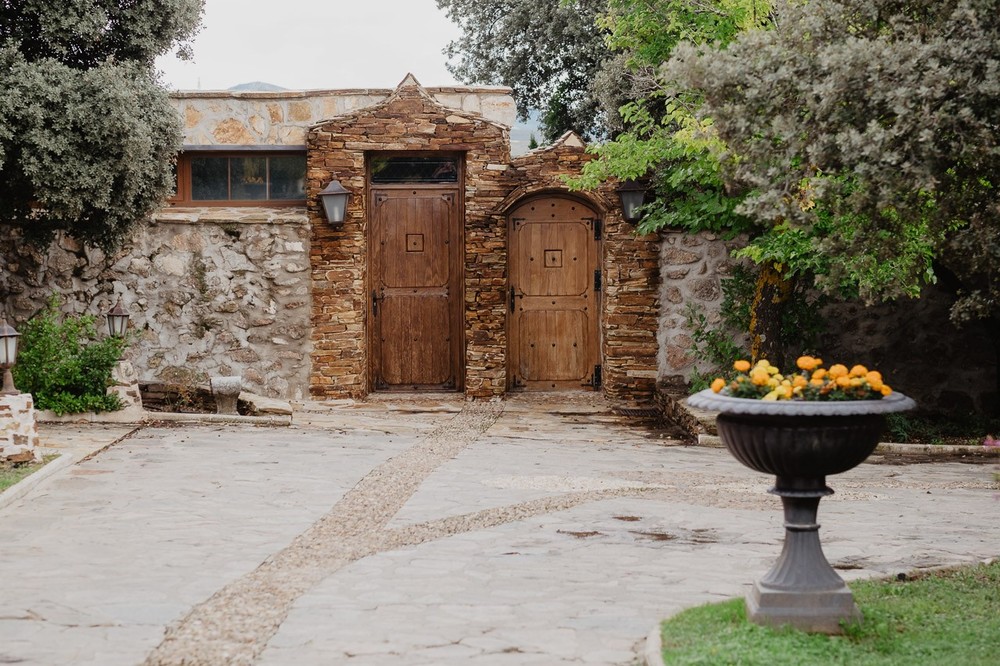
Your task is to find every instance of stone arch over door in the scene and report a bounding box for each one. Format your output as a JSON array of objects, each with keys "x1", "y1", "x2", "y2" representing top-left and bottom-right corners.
[{"x1": 507, "y1": 193, "x2": 602, "y2": 391}]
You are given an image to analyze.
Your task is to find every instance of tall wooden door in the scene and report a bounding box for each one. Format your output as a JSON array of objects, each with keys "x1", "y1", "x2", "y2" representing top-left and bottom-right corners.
[
  {"x1": 509, "y1": 196, "x2": 601, "y2": 390},
  {"x1": 371, "y1": 188, "x2": 463, "y2": 391}
]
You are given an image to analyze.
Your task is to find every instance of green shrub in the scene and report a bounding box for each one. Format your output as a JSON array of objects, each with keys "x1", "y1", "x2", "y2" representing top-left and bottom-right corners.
[{"x1": 12, "y1": 297, "x2": 128, "y2": 415}]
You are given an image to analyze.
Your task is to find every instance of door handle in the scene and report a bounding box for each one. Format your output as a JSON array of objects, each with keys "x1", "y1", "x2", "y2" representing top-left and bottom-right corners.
[
  {"x1": 372, "y1": 290, "x2": 378, "y2": 316},
  {"x1": 509, "y1": 286, "x2": 516, "y2": 312}
]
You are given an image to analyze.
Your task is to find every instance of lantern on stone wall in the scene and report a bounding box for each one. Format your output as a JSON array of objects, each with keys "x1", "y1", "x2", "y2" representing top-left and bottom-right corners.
[
  {"x1": 106, "y1": 297, "x2": 130, "y2": 338},
  {"x1": 617, "y1": 179, "x2": 647, "y2": 224},
  {"x1": 0, "y1": 318, "x2": 21, "y2": 396},
  {"x1": 319, "y1": 180, "x2": 351, "y2": 225}
]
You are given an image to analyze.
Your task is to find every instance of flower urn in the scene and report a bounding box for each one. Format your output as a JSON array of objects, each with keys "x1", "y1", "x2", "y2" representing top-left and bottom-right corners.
[{"x1": 687, "y1": 389, "x2": 915, "y2": 633}]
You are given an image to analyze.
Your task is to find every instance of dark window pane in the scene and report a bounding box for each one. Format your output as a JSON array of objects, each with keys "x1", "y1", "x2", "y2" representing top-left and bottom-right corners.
[
  {"x1": 230, "y1": 156, "x2": 267, "y2": 200},
  {"x1": 268, "y1": 155, "x2": 306, "y2": 200},
  {"x1": 190, "y1": 157, "x2": 229, "y2": 200},
  {"x1": 370, "y1": 156, "x2": 458, "y2": 183}
]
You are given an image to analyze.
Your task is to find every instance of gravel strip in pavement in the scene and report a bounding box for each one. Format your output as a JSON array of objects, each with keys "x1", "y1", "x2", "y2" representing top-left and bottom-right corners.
[{"x1": 144, "y1": 402, "x2": 503, "y2": 666}]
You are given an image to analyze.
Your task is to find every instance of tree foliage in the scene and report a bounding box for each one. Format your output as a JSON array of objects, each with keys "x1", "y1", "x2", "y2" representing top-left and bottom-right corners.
[
  {"x1": 437, "y1": 0, "x2": 619, "y2": 141},
  {"x1": 0, "y1": 1, "x2": 203, "y2": 250},
  {"x1": 663, "y1": 0, "x2": 1000, "y2": 320}
]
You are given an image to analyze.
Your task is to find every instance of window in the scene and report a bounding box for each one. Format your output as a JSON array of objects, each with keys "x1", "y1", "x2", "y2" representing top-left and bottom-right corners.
[
  {"x1": 370, "y1": 156, "x2": 459, "y2": 184},
  {"x1": 171, "y1": 151, "x2": 306, "y2": 205}
]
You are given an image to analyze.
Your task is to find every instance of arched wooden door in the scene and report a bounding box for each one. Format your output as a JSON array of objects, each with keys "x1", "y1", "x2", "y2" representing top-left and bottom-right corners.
[{"x1": 508, "y1": 196, "x2": 601, "y2": 391}]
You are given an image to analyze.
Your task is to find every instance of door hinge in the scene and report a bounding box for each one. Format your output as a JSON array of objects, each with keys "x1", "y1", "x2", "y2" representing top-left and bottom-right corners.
[
  {"x1": 592, "y1": 364, "x2": 603, "y2": 389},
  {"x1": 594, "y1": 269, "x2": 602, "y2": 292},
  {"x1": 594, "y1": 218, "x2": 603, "y2": 240},
  {"x1": 509, "y1": 285, "x2": 516, "y2": 313}
]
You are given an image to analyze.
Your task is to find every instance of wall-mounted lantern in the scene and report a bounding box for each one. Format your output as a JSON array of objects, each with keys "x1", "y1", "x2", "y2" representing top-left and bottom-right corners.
[
  {"x1": 617, "y1": 179, "x2": 648, "y2": 224},
  {"x1": 106, "y1": 297, "x2": 130, "y2": 338},
  {"x1": 0, "y1": 318, "x2": 21, "y2": 396},
  {"x1": 319, "y1": 180, "x2": 351, "y2": 225}
]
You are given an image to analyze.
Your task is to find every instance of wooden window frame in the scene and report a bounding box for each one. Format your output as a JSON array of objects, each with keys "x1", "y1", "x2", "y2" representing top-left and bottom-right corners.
[{"x1": 169, "y1": 147, "x2": 307, "y2": 207}]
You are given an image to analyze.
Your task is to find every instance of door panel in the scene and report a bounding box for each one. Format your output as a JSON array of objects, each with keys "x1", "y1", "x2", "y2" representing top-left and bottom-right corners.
[
  {"x1": 371, "y1": 188, "x2": 462, "y2": 391},
  {"x1": 509, "y1": 197, "x2": 600, "y2": 391}
]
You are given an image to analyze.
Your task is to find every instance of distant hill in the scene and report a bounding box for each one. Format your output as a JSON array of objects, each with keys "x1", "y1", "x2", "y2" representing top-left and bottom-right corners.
[{"x1": 228, "y1": 81, "x2": 287, "y2": 92}]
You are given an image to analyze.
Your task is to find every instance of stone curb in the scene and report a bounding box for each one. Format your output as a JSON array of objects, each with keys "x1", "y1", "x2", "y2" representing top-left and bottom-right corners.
[
  {"x1": 0, "y1": 452, "x2": 72, "y2": 512},
  {"x1": 696, "y1": 433, "x2": 1000, "y2": 457},
  {"x1": 36, "y1": 409, "x2": 291, "y2": 427},
  {"x1": 643, "y1": 623, "x2": 664, "y2": 666}
]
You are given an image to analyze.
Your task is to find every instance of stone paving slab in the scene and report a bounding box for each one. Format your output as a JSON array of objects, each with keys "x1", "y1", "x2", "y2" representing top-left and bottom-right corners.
[{"x1": 0, "y1": 397, "x2": 995, "y2": 665}]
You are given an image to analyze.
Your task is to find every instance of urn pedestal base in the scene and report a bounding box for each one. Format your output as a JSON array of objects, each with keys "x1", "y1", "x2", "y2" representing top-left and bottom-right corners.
[
  {"x1": 747, "y1": 581, "x2": 860, "y2": 634},
  {"x1": 746, "y1": 486, "x2": 860, "y2": 633}
]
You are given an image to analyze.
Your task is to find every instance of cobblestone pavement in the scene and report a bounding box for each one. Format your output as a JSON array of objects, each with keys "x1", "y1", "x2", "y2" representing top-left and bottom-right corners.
[{"x1": 0, "y1": 395, "x2": 996, "y2": 665}]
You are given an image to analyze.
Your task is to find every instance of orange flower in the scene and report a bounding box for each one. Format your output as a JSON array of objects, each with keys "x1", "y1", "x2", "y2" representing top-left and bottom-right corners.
[
  {"x1": 836, "y1": 375, "x2": 852, "y2": 388},
  {"x1": 880, "y1": 385, "x2": 893, "y2": 396},
  {"x1": 796, "y1": 355, "x2": 819, "y2": 371},
  {"x1": 733, "y1": 360, "x2": 751, "y2": 372},
  {"x1": 792, "y1": 375, "x2": 808, "y2": 389},
  {"x1": 828, "y1": 364, "x2": 849, "y2": 379},
  {"x1": 849, "y1": 364, "x2": 869, "y2": 377},
  {"x1": 711, "y1": 377, "x2": 726, "y2": 393},
  {"x1": 750, "y1": 369, "x2": 771, "y2": 386},
  {"x1": 812, "y1": 368, "x2": 827, "y2": 380},
  {"x1": 866, "y1": 370, "x2": 883, "y2": 383}
]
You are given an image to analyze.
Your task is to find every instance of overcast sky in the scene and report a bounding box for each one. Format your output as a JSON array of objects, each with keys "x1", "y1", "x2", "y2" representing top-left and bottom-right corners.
[{"x1": 155, "y1": 0, "x2": 463, "y2": 91}]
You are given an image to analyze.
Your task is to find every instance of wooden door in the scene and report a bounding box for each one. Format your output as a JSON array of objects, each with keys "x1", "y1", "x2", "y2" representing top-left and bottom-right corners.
[
  {"x1": 371, "y1": 188, "x2": 463, "y2": 391},
  {"x1": 509, "y1": 196, "x2": 600, "y2": 390}
]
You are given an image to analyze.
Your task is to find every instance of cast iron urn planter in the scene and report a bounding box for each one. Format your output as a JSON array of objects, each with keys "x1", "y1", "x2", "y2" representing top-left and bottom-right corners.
[{"x1": 687, "y1": 390, "x2": 915, "y2": 633}]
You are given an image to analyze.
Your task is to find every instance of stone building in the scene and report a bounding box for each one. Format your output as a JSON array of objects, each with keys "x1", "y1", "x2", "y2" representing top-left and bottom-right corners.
[{"x1": 0, "y1": 75, "x2": 660, "y2": 405}]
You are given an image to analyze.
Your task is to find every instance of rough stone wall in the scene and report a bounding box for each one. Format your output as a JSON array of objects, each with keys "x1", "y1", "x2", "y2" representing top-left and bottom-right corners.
[
  {"x1": 658, "y1": 231, "x2": 747, "y2": 381},
  {"x1": 0, "y1": 209, "x2": 312, "y2": 399},
  {"x1": 656, "y1": 233, "x2": 997, "y2": 413},
  {"x1": 501, "y1": 133, "x2": 661, "y2": 405},
  {"x1": 307, "y1": 76, "x2": 512, "y2": 399},
  {"x1": 173, "y1": 84, "x2": 516, "y2": 146}
]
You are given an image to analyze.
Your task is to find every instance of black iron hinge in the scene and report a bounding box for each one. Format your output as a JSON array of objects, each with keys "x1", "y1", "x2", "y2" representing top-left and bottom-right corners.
[
  {"x1": 592, "y1": 364, "x2": 603, "y2": 389},
  {"x1": 594, "y1": 269, "x2": 602, "y2": 292},
  {"x1": 594, "y1": 218, "x2": 603, "y2": 240}
]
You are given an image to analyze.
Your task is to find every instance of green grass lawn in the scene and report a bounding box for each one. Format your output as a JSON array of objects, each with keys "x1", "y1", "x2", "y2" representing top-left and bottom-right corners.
[
  {"x1": 0, "y1": 454, "x2": 58, "y2": 493},
  {"x1": 661, "y1": 561, "x2": 1000, "y2": 665}
]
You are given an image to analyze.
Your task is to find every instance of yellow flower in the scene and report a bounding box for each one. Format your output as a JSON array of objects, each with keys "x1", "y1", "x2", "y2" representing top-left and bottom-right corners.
[
  {"x1": 767, "y1": 365, "x2": 779, "y2": 376},
  {"x1": 850, "y1": 364, "x2": 869, "y2": 378},
  {"x1": 733, "y1": 360, "x2": 751, "y2": 373},
  {"x1": 796, "y1": 356, "x2": 819, "y2": 371},
  {"x1": 711, "y1": 377, "x2": 726, "y2": 393},
  {"x1": 762, "y1": 391, "x2": 779, "y2": 401},
  {"x1": 750, "y1": 369, "x2": 770, "y2": 386},
  {"x1": 828, "y1": 364, "x2": 849, "y2": 379}
]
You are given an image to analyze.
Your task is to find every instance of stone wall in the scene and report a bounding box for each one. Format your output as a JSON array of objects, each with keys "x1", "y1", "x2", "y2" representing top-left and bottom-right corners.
[
  {"x1": 656, "y1": 233, "x2": 998, "y2": 414},
  {"x1": 0, "y1": 209, "x2": 312, "y2": 399},
  {"x1": 172, "y1": 83, "x2": 516, "y2": 147}
]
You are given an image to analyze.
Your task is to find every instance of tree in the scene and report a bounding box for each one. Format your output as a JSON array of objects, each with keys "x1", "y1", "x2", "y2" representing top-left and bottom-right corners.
[
  {"x1": 0, "y1": 1, "x2": 203, "y2": 251},
  {"x1": 436, "y1": 0, "x2": 623, "y2": 142},
  {"x1": 663, "y1": 0, "x2": 1000, "y2": 398}
]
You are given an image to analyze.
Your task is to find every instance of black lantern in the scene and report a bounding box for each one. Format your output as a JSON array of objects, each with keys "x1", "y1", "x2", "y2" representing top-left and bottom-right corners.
[
  {"x1": 617, "y1": 179, "x2": 647, "y2": 224},
  {"x1": 106, "y1": 297, "x2": 130, "y2": 338},
  {"x1": 319, "y1": 180, "x2": 351, "y2": 225},
  {"x1": 0, "y1": 318, "x2": 21, "y2": 396}
]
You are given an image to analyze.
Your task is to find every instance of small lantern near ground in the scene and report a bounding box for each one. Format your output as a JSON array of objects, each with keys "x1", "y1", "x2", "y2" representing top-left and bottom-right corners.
[
  {"x1": 106, "y1": 297, "x2": 130, "y2": 338},
  {"x1": 0, "y1": 319, "x2": 21, "y2": 396},
  {"x1": 617, "y1": 179, "x2": 647, "y2": 224},
  {"x1": 319, "y1": 180, "x2": 351, "y2": 225}
]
